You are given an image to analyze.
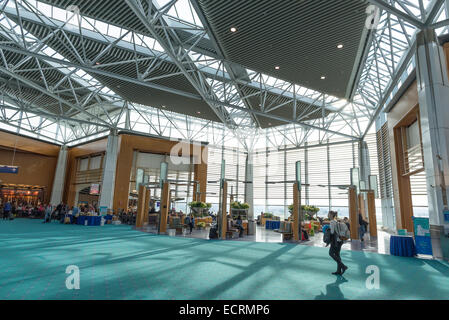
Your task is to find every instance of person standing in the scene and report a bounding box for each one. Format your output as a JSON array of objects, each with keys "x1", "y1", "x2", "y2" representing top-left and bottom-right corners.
[
  {"x1": 359, "y1": 213, "x2": 369, "y2": 242},
  {"x1": 189, "y1": 214, "x2": 195, "y2": 234},
  {"x1": 59, "y1": 204, "x2": 67, "y2": 224},
  {"x1": 329, "y1": 211, "x2": 348, "y2": 276},
  {"x1": 3, "y1": 201, "x2": 11, "y2": 220},
  {"x1": 43, "y1": 204, "x2": 52, "y2": 223},
  {"x1": 72, "y1": 205, "x2": 79, "y2": 224}
]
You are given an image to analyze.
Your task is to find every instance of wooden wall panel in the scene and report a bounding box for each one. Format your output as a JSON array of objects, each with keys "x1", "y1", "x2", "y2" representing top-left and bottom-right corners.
[
  {"x1": 0, "y1": 148, "x2": 57, "y2": 204},
  {"x1": 0, "y1": 130, "x2": 60, "y2": 157},
  {"x1": 63, "y1": 138, "x2": 108, "y2": 206},
  {"x1": 387, "y1": 82, "x2": 419, "y2": 231},
  {"x1": 112, "y1": 134, "x2": 208, "y2": 212},
  {"x1": 0, "y1": 131, "x2": 209, "y2": 210},
  {"x1": 386, "y1": 41, "x2": 449, "y2": 231}
]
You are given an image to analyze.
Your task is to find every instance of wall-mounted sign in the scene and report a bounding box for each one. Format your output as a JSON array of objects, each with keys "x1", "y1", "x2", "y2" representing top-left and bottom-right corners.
[
  {"x1": 296, "y1": 161, "x2": 301, "y2": 191},
  {"x1": 136, "y1": 168, "x2": 144, "y2": 187},
  {"x1": 160, "y1": 162, "x2": 168, "y2": 188},
  {"x1": 220, "y1": 160, "x2": 226, "y2": 189},
  {"x1": 350, "y1": 168, "x2": 360, "y2": 192},
  {"x1": 90, "y1": 183, "x2": 100, "y2": 195},
  {"x1": 369, "y1": 175, "x2": 379, "y2": 198},
  {"x1": 413, "y1": 217, "x2": 433, "y2": 255},
  {"x1": 0, "y1": 165, "x2": 19, "y2": 174}
]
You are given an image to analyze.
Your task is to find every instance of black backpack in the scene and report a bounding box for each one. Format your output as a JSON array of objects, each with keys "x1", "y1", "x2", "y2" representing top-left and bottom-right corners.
[
  {"x1": 323, "y1": 227, "x2": 332, "y2": 246},
  {"x1": 209, "y1": 225, "x2": 218, "y2": 239}
]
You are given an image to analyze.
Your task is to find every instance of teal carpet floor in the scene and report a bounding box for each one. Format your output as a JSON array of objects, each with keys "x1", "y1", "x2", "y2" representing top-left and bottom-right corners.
[{"x1": 0, "y1": 219, "x2": 448, "y2": 300}]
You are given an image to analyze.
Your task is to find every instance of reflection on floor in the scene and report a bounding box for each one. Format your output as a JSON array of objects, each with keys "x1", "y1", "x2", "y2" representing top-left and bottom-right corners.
[
  {"x1": 1, "y1": 219, "x2": 449, "y2": 300},
  {"x1": 160, "y1": 225, "x2": 393, "y2": 255}
]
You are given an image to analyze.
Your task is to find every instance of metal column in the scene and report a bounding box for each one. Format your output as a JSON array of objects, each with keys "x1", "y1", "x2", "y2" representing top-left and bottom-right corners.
[{"x1": 416, "y1": 29, "x2": 449, "y2": 259}]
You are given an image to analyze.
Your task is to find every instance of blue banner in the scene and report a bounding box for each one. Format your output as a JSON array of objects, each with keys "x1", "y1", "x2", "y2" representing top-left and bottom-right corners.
[
  {"x1": 413, "y1": 217, "x2": 433, "y2": 255},
  {"x1": 0, "y1": 165, "x2": 19, "y2": 174}
]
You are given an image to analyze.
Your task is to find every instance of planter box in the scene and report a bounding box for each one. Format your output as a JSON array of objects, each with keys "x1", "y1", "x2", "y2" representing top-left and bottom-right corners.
[
  {"x1": 231, "y1": 209, "x2": 248, "y2": 220},
  {"x1": 190, "y1": 207, "x2": 209, "y2": 217}
]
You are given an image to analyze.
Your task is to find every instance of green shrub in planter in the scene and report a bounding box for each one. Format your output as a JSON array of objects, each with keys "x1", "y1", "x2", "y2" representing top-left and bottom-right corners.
[
  {"x1": 231, "y1": 201, "x2": 250, "y2": 210},
  {"x1": 263, "y1": 212, "x2": 274, "y2": 219},
  {"x1": 197, "y1": 222, "x2": 206, "y2": 229}
]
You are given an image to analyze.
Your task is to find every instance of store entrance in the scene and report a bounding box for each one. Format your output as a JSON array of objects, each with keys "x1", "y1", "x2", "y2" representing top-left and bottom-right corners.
[
  {"x1": 0, "y1": 184, "x2": 44, "y2": 206},
  {"x1": 77, "y1": 186, "x2": 99, "y2": 210}
]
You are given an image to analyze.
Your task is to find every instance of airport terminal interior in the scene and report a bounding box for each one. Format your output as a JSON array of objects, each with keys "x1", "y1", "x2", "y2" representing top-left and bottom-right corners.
[{"x1": 1, "y1": 0, "x2": 449, "y2": 300}]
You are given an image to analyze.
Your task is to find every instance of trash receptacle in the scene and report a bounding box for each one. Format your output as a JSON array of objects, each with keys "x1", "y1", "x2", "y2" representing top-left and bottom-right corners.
[{"x1": 248, "y1": 220, "x2": 256, "y2": 235}]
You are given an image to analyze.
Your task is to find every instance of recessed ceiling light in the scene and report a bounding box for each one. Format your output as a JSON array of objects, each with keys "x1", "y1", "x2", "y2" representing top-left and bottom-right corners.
[
  {"x1": 274, "y1": 66, "x2": 280, "y2": 70},
  {"x1": 197, "y1": 111, "x2": 201, "y2": 114},
  {"x1": 337, "y1": 44, "x2": 344, "y2": 49},
  {"x1": 230, "y1": 27, "x2": 237, "y2": 32},
  {"x1": 162, "y1": 105, "x2": 166, "y2": 108},
  {"x1": 268, "y1": 123, "x2": 272, "y2": 126},
  {"x1": 321, "y1": 76, "x2": 326, "y2": 80}
]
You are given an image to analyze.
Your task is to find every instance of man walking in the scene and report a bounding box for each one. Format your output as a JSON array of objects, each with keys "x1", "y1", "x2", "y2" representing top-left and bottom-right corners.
[{"x1": 329, "y1": 211, "x2": 348, "y2": 276}]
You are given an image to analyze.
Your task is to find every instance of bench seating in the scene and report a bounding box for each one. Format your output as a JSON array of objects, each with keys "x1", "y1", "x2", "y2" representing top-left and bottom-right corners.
[{"x1": 274, "y1": 221, "x2": 293, "y2": 240}]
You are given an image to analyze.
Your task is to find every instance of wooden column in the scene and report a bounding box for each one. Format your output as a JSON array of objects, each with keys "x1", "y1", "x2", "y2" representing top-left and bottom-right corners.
[
  {"x1": 358, "y1": 194, "x2": 367, "y2": 220},
  {"x1": 393, "y1": 126, "x2": 414, "y2": 232},
  {"x1": 136, "y1": 184, "x2": 146, "y2": 228},
  {"x1": 220, "y1": 181, "x2": 228, "y2": 240},
  {"x1": 367, "y1": 191, "x2": 378, "y2": 237},
  {"x1": 143, "y1": 188, "x2": 150, "y2": 226},
  {"x1": 348, "y1": 186, "x2": 359, "y2": 240},
  {"x1": 159, "y1": 182, "x2": 170, "y2": 234},
  {"x1": 293, "y1": 183, "x2": 300, "y2": 241}
]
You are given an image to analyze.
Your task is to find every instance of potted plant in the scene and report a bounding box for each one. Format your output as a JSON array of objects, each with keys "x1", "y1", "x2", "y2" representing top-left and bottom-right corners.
[
  {"x1": 197, "y1": 221, "x2": 206, "y2": 229},
  {"x1": 189, "y1": 201, "x2": 209, "y2": 217}
]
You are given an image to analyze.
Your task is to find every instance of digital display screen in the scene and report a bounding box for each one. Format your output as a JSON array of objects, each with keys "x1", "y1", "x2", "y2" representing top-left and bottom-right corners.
[
  {"x1": 351, "y1": 168, "x2": 360, "y2": 192},
  {"x1": 90, "y1": 184, "x2": 100, "y2": 195},
  {"x1": 296, "y1": 161, "x2": 301, "y2": 191}
]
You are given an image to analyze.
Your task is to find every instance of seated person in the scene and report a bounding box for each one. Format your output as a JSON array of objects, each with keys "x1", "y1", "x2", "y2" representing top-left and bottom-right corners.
[{"x1": 235, "y1": 215, "x2": 245, "y2": 237}]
